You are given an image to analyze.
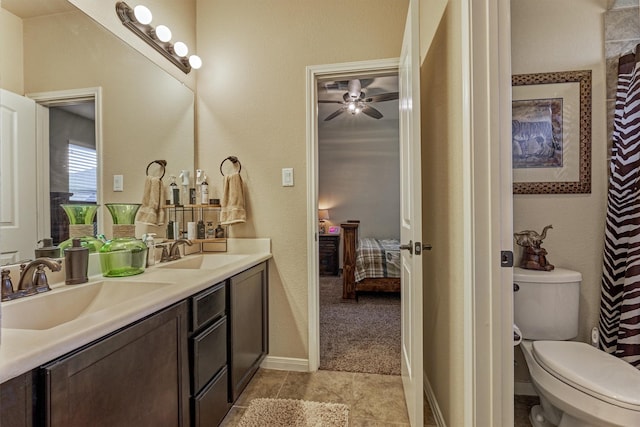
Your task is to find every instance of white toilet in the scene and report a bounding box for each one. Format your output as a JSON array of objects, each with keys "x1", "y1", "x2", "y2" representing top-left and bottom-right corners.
[{"x1": 514, "y1": 267, "x2": 640, "y2": 427}]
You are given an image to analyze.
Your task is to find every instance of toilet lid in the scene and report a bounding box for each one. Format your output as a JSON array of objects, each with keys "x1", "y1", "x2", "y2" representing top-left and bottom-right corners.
[{"x1": 533, "y1": 341, "x2": 640, "y2": 410}]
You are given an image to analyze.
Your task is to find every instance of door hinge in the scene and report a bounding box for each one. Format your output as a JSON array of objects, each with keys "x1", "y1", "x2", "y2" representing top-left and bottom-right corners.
[{"x1": 501, "y1": 250, "x2": 514, "y2": 267}]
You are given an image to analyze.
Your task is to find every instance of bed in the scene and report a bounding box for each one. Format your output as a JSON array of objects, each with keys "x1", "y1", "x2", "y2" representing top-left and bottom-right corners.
[{"x1": 340, "y1": 221, "x2": 401, "y2": 300}]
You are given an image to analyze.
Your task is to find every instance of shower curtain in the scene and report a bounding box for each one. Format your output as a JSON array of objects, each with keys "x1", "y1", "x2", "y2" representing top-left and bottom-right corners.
[{"x1": 598, "y1": 48, "x2": 640, "y2": 368}]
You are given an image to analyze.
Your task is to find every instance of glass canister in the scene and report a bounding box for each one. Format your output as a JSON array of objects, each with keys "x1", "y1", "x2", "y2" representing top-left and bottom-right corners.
[
  {"x1": 59, "y1": 204, "x2": 103, "y2": 253},
  {"x1": 99, "y1": 203, "x2": 148, "y2": 277}
]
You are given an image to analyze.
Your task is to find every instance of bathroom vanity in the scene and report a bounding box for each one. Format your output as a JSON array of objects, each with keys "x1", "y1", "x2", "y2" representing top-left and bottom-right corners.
[{"x1": 0, "y1": 240, "x2": 270, "y2": 427}]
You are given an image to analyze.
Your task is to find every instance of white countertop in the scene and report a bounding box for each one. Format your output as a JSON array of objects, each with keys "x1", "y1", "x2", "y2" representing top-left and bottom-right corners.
[{"x1": 0, "y1": 238, "x2": 271, "y2": 384}]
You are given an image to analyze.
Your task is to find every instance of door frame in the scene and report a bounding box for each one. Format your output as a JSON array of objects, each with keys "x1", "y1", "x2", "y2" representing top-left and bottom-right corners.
[
  {"x1": 27, "y1": 87, "x2": 103, "y2": 240},
  {"x1": 305, "y1": 58, "x2": 399, "y2": 372}
]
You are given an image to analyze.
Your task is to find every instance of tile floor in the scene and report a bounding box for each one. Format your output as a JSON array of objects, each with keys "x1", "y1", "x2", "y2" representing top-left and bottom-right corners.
[
  {"x1": 220, "y1": 368, "x2": 438, "y2": 426},
  {"x1": 514, "y1": 395, "x2": 539, "y2": 427}
]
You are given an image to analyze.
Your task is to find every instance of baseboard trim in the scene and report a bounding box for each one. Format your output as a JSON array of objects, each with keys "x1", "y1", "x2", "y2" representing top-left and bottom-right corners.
[
  {"x1": 424, "y1": 371, "x2": 447, "y2": 427},
  {"x1": 514, "y1": 381, "x2": 537, "y2": 396},
  {"x1": 261, "y1": 355, "x2": 310, "y2": 372}
]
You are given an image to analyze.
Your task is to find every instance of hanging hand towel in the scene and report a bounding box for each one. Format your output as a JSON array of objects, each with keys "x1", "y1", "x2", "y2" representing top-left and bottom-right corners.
[
  {"x1": 135, "y1": 176, "x2": 166, "y2": 226},
  {"x1": 220, "y1": 172, "x2": 246, "y2": 225}
]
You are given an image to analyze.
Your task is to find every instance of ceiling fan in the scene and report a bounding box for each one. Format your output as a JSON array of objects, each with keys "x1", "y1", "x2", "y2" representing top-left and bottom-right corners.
[{"x1": 318, "y1": 79, "x2": 399, "y2": 121}]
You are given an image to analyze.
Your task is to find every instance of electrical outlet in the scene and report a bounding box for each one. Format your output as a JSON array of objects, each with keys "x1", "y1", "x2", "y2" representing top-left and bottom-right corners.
[
  {"x1": 282, "y1": 168, "x2": 294, "y2": 186},
  {"x1": 113, "y1": 174, "x2": 124, "y2": 192}
]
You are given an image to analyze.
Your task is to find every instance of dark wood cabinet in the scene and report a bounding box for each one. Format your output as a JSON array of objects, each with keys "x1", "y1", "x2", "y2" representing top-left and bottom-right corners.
[
  {"x1": 1, "y1": 260, "x2": 270, "y2": 427},
  {"x1": 41, "y1": 301, "x2": 190, "y2": 427},
  {"x1": 319, "y1": 234, "x2": 340, "y2": 276},
  {"x1": 189, "y1": 282, "x2": 230, "y2": 427},
  {"x1": 0, "y1": 371, "x2": 33, "y2": 427},
  {"x1": 228, "y1": 262, "x2": 268, "y2": 401}
]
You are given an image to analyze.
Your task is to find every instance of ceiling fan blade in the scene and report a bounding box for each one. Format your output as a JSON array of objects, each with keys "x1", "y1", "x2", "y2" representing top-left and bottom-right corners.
[
  {"x1": 324, "y1": 108, "x2": 346, "y2": 121},
  {"x1": 364, "y1": 92, "x2": 399, "y2": 103},
  {"x1": 361, "y1": 105, "x2": 383, "y2": 119},
  {"x1": 318, "y1": 99, "x2": 345, "y2": 104},
  {"x1": 359, "y1": 78, "x2": 374, "y2": 89}
]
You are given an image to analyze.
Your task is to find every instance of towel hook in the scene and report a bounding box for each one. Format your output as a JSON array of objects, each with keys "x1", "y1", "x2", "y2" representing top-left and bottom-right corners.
[
  {"x1": 220, "y1": 156, "x2": 242, "y2": 176},
  {"x1": 146, "y1": 160, "x2": 167, "y2": 179}
]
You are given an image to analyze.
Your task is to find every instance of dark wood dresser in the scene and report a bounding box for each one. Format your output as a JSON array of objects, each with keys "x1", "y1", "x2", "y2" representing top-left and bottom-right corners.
[{"x1": 319, "y1": 234, "x2": 340, "y2": 276}]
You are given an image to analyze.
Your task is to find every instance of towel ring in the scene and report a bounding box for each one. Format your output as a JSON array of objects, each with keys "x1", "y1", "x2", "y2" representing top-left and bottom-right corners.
[
  {"x1": 146, "y1": 160, "x2": 167, "y2": 179},
  {"x1": 220, "y1": 156, "x2": 242, "y2": 176}
]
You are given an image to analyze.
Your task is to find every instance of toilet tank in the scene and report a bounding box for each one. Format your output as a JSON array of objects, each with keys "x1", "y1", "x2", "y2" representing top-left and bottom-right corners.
[{"x1": 513, "y1": 267, "x2": 581, "y2": 340}]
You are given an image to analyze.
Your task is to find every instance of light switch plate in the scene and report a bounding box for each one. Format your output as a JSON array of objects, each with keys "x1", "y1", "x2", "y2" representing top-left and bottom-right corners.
[
  {"x1": 282, "y1": 168, "x2": 294, "y2": 187},
  {"x1": 113, "y1": 174, "x2": 124, "y2": 192}
]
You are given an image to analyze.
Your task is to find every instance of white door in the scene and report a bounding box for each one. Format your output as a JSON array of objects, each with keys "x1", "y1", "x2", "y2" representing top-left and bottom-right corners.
[
  {"x1": 0, "y1": 89, "x2": 37, "y2": 265},
  {"x1": 399, "y1": 1, "x2": 423, "y2": 425}
]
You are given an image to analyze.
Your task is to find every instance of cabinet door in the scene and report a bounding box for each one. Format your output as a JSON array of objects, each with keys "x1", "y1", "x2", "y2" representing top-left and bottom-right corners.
[
  {"x1": 229, "y1": 262, "x2": 268, "y2": 401},
  {"x1": 0, "y1": 371, "x2": 33, "y2": 427},
  {"x1": 42, "y1": 302, "x2": 189, "y2": 427}
]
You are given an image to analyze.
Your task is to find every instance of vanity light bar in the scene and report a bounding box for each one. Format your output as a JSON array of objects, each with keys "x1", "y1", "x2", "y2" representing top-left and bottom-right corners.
[{"x1": 116, "y1": 2, "x2": 199, "y2": 74}]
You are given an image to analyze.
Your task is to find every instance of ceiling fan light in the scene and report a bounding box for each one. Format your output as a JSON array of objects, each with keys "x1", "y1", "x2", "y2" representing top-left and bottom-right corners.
[
  {"x1": 133, "y1": 5, "x2": 152, "y2": 25},
  {"x1": 348, "y1": 102, "x2": 356, "y2": 111}
]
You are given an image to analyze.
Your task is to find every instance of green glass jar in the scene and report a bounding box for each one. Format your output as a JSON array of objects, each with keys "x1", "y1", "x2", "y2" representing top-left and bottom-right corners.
[
  {"x1": 59, "y1": 204, "x2": 103, "y2": 253},
  {"x1": 99, "y1": 203, "x2": 147, "y2": 277}
]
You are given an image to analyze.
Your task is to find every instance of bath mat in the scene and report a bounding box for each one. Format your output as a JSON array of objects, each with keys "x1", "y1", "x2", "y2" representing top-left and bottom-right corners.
[{"x1": 238, "y1": 398, "x2": 349, "y2": 426}]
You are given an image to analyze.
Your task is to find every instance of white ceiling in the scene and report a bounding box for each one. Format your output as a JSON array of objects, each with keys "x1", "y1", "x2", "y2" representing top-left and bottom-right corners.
[{"x1": 3, "y1": 0, "x2": 74, "y2": 18}]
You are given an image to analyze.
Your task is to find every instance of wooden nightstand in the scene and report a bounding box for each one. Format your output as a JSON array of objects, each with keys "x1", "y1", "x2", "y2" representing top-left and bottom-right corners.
[{"x1": 319, "y1": 234, "x2": 340, "y2": 276}]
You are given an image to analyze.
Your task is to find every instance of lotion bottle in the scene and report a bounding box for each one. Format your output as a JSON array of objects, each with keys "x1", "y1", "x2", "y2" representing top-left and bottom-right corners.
[{"x1": 200, "y1": 175, "x2": 209, "y2": 205}]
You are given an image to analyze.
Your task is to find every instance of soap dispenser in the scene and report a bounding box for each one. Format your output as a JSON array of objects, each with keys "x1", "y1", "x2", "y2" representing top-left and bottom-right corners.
[
  {"x1": 142, "y1": 233, "x2": 157, "y2": 267},
  {"x1": 64, "y1": 238, "x2": 89, "y2": 285}
]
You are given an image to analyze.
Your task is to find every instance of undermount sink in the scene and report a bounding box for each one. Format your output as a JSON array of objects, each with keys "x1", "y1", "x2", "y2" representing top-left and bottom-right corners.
[
  {"x1": 157, "y1": 254, "x2": 250, "y2": 270},
  {"x1": 2, "y1": 281, "x2": 171, "y2": 330}
]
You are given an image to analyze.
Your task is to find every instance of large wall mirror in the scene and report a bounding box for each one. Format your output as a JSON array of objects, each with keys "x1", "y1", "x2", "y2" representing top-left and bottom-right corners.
[{"x1": 0, "y1": 0, "x2": 195, "y2": 265}]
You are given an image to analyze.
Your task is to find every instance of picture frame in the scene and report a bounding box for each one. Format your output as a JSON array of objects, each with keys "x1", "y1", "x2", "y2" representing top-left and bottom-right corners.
[{"x1": 512, "y1": 70, "x2": 592, "y2": 194}]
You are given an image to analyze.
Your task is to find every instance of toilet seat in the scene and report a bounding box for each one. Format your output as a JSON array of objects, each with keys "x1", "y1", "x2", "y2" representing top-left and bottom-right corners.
[{"x1": 533, "y1": 340, "x2": 640, "y2": 411}]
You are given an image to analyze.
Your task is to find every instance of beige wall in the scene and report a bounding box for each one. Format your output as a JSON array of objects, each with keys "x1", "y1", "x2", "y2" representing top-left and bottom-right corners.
[
  {"x1": 511, "y1": 0, "x2": 608, "y2": 342},
  {"x1": 0, "y1": 8, "x2": 23, "y2": 93},
  {"x1": 511, "y1": 0, "x2": 608, "y2": 383},
  {"x1": 195, "y1": 0, "x2": 408, "y2": 360},
  {"x1": 419, "y1": 1, "x2": 466, "y2": 426}
]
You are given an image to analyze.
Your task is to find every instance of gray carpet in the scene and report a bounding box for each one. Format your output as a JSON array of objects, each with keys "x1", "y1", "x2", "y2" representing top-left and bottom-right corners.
[{"x1": 319, "y1": 276, "x2": 401, "y2": 375}]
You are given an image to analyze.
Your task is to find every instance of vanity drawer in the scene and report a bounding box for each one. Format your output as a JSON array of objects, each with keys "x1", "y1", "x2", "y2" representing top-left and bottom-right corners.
[
  {"x1": 191, "y1": 281, "x2": 226, "y2": 331},
  {"x1": 191, "y1": 315, "x2": 227, "y2": 393},
  {"x1": 192, "y1": 366, "x2": 231, "y2": 427}
]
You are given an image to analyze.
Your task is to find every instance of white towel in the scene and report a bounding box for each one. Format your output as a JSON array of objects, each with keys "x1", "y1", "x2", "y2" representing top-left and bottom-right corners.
[
  {"x1": 220, "y1": 172, "x2": 246, "y2": 225},
  {"x1": 136, "y1": 176, "x2": 166, "y2": 226}
]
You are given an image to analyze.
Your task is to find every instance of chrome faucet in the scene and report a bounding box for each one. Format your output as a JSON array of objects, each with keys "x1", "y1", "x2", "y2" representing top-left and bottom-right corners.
[
  {"x1": 17, "y1": 258, "x2": 62, "y2": 297},
  {"x1": 168, "y1": 239, "x2": 192, "y2": 260}
]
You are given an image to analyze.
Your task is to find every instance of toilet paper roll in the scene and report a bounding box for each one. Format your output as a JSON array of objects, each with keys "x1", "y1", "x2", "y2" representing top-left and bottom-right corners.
[
  {"x1": 513, "y1": 324, "x2": 522, "y2": 346},
  {"x1": 187, "y1": 222, "x2": 196, "y2": 240}
]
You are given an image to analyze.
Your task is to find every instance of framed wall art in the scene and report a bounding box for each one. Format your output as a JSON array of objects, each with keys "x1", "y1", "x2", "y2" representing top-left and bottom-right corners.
[{"x1": 512, "y1": 70, "x2": 592, "y2": 194}]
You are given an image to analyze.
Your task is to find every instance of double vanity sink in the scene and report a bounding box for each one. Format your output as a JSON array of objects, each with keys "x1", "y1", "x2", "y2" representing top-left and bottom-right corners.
[{"x1": 0, "y1": 240, "x2": 270, "y2": 385}]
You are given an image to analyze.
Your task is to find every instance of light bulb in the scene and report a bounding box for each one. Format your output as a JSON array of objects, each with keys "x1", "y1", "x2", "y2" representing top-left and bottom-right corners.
[
  {"x1": 174, "y1": 42, "x2": 188, "y2": 57},
  {"x1": 348, "y1": 102, "x2": 356, "y2": 111},
  {"x1": 188, "y1": 55, "x2": 202, "y2": 69},
  {"x1": 155, "y1": 25, "x2": 172, "y2": 42},
  {"x1": 133, "y1": 5, "x2": 152, "y2": 25}
]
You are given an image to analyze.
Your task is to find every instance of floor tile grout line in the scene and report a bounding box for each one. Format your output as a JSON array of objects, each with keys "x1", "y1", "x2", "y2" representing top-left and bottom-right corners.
[{"x1": 274, "y1": 370, "x2": 289, "y2": 398}]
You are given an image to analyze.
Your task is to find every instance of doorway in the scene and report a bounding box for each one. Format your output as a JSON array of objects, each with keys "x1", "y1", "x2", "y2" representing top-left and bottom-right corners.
[
  {"x1": 317, "y1": 72, "x2": 401, "y2": 374},
  {"x1": 28, "y1": 88, "x2": 103, "y2": 242},
  {"x1": 305, "y1": 58, "x2": 400, "y2": 371}
]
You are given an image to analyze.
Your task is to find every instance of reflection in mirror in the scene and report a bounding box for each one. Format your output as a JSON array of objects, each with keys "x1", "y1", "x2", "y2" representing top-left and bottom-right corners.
[
  {"x1": 0, "y1": 0, "x2": 195, "y2": 265},
  {"x1": 49, "y1": 102, "x2": 97, "y2": 245}
]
